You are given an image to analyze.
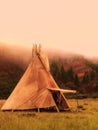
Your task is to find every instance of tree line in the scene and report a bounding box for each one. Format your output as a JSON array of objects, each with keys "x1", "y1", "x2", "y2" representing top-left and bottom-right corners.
[{"x1": 50, "y1": 61, "x2": 98, "y2": 93}]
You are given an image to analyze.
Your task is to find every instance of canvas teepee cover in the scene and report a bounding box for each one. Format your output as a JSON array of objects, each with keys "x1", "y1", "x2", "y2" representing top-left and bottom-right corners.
[{"x1": 1, "y1": 45, "x2": 76, "y2": 111}]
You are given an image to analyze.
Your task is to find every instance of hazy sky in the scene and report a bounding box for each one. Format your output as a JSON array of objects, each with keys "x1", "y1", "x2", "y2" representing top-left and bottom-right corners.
[{"x1": 0, "y1": 0, "x2": 98, "y2": 57}]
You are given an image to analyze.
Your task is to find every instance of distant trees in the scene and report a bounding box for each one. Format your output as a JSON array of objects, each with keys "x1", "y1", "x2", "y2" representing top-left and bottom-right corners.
[
  {"x1": 50, "y1": 61, "x2": 60, "y2": 84},
  {"x1": 82, "y1": 71, "x2": 96, "y2": 84},
  {"x1": 82, "y1": 72, "x2": 90, "y2": 84},
  {"x1": 90, "y1": 71, "x2": 96, "y2": 80},
  {"x1": 74, "y1": 74, "x2": 80, "y2": 86},
  {"x1": 67, "y1": 67, "x2": 74, "y2": 81},
  {"x1": 0, "y1": 58, "x2": 24, "y2": 99},
  {"x1": 50, "y1": 62, "x2": 76, "y2": 88},
  {"x1": 87, "y1": 63, "x2": 98, "y2": 73},
  {"x1": 50, "y1": 60, "x2": 98, "y2": 95},
  {"x1": 60, "y1": 65, "x2": 67, "y2": 83}
]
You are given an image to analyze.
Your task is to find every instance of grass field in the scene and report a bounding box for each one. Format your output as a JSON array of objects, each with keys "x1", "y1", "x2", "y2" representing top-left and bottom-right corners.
[{"x1": 0, "y1": 98, "x2": 98, "y2": 130}]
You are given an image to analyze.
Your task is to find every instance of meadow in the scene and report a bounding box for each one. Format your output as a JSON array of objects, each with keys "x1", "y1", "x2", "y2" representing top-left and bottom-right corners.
[{"x1": 0, "y1": 98, "x2": 98, "y2": 130}]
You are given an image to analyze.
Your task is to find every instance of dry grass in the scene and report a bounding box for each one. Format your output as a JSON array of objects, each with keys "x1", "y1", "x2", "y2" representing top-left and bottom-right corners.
[{"x1": 0, "y1": 99, "x2": 98, "y2": 130}]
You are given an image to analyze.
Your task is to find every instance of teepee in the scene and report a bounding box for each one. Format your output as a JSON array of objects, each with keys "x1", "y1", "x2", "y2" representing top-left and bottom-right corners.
[{"x1": 1, "y1": 44, "x2": 76, "y2": 112}]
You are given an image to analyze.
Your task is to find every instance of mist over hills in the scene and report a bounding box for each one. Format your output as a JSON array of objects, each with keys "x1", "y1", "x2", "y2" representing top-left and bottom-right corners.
[
  {"x1": 0, "y1": 43, "x2": 98, "y2": 67},
  {"x1": 0, "y1": 43, "x2": 31, "y2": 68},
  {"x1": 0, "y1": 43, "x2": 98, "y2": 98}
]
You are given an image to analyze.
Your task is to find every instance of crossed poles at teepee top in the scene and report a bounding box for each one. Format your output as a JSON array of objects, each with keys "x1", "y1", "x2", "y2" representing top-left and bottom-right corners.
[{"x1": 32, "y1": 44, "x2": 41, "y2": 57}]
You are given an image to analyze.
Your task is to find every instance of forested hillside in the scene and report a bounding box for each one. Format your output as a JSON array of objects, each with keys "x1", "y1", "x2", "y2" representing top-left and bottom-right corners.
[
  {"x1": 0, "y1": 44, "x2": 98, "y2": 98},
  {"x1": 0, "y1": 54, "x2": 24, "y2": 98},
  {"x1": 50, "y1": 57, "x2": 98, "y2": 96}
]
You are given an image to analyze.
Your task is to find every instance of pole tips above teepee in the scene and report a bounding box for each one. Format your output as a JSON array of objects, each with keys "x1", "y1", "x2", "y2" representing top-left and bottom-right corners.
[{"x1": 32, "y1": 44, "x2": 41, "y2": 57}]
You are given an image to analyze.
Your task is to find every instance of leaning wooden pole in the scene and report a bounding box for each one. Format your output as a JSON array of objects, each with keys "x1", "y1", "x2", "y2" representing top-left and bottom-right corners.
[{"x1": 76, "y1": 92, "x2": 79, "y2": 112}]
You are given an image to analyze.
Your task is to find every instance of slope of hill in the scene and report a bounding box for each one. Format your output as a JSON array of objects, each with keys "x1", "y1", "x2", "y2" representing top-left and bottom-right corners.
[{"x1": 50, "y1": 56, "x2": 98, "y2": 95}]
